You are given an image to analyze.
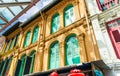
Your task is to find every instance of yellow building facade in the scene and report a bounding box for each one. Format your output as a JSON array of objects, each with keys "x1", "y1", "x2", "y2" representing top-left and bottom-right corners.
[{"x1": 0, "y1": 0, "x2": 101, "y2": 76}]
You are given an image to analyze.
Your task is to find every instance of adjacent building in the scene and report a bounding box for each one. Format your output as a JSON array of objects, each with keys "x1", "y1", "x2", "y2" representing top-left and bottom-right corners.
[{"x1": 86, "y1": 0, "x2": 120, "y2": 76}]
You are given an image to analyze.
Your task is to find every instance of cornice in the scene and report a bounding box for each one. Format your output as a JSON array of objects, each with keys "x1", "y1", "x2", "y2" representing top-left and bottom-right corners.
[{"x1": 98, "y1": 4, "x2": 120, "y2": 21}]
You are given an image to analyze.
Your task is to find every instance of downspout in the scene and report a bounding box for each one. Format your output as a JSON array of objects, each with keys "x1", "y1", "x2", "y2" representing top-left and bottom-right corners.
[{"x1": 39, "y1": 11, "x2": 46, "y2": 71}]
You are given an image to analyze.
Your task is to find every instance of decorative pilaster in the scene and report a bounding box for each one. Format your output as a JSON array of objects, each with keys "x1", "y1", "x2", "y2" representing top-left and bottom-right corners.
[
  {"x1": 78, "y1": 0, "x2": 85, "y2": 18},
  {"x1": 37, "y1": 22, "x2": 42, "y2": 42},
  {"x1": 20, "y1": 32, "x2": 25, "y2": 49},
  {"x1": 59, "y1": 41, "x2": 65, "y2": 67},
  {"x1": 74, "y1": 0, "x2": 81, "y2": 21},
  {"x1": 34, "y1": 49, "x2": 43, "y2": 72},
  {"x1": 85, "y1": 28, "x2": 98, "y2": 62},
  {"x1": 29, "y1": 30, "x2": 33, "y2": 45},
  {"x1": 8, "y1": 56, "x2": 18, "y2": 76},
  {"x1": 59, "y1": 10, "x2": 64, "y2": 29},
  {"x1": 77, "y1": 34, "x2": 87, "y2": 63},
  {"x1": 18, "y1": 27, "x2": 23, "y2": 49},
  {"x1": 42, "y1": 48, "x2": 49, "y2": 71},
  {"x1": 45, "y1": 17, "x2": 51, "y2": 37}
]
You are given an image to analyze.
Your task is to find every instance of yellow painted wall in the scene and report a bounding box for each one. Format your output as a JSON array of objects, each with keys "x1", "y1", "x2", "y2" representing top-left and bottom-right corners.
[{"x1": 0, "y1": 0, "x2": 101, "y2": 75}]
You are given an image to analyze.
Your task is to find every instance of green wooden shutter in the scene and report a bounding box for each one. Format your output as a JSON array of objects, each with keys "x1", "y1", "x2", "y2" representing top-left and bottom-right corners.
[
  {"x1": 14, "y1": 34, "x2": 19, "y2": 47},
  {"x1": 10, "y1": 38, "x2": 15, "y2": 50},
  {"x1": 30, "y1": 51, "x2": 36, "y2": 73},
  {"x1": 4, "y1": 57, "x2": 12, "y2": 76},
  {"x1": 65, "y1": 35, "x2": 80, "y2": 65},
  {"x1": 23, "y1": 56, "x2": 32, "y2": 75},
  {"x1": 19, "y1": 55, "x2": 26, "y2": 76},
  {"x1": 14, "y1": 60, "x2": 22, "y2": 76},
  {"x1": 64, "y1": 4, "x2": 75, "y2": 26},
  {"x1": 0, "y1": 58, "x2": 8, "y2": 76},
  {"x1": 24, "y1": 31, "x2": 31, "y2": 47},
  {"x1": 49, "y1": 41, "x2": 60, "y2": 69},
  {"x1": 2, "y1": 59, "x2": 9, "y2": 76},
  {"x1": 30, "y1": 54, "x2": 35, "y2": 73},
  {"x1": 9, "y1": 40, "x2": 13, "y2": 50},
  {"x1": 51, "y1": 14, "x2": 60, "y2": 34},
  {"x1": 0, "y1": 61, "x2": 5, "y2": 73},
  {"x1": 32, "y1": 26, "x2": 39, "y2": 43},
  {"x1": 5, "y1": 41, "x2": 11, "y2": 52}
]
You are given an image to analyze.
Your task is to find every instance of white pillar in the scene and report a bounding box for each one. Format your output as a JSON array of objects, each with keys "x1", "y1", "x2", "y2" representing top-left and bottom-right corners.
[{"x1": 90, "y1": 15, "x2": 116, "y2": 63}]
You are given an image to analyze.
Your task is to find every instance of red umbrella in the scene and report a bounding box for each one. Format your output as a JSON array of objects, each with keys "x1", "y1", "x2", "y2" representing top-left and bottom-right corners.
[{"x1": 68, "y1": 69, "x2": 85, "y2": 76}]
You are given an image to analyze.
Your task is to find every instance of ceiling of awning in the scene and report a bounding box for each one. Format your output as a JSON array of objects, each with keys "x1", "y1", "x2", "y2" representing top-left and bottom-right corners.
[
  {"x1": 0, "y1": 0, "x2": 54, "y2": 32},
  {"x1": 0, "y1": 0, "x2": 31, "y2": 30}
]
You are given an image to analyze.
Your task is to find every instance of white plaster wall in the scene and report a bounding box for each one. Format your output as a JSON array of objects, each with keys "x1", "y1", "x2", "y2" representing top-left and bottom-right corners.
[
  {"x1": 102, "y1": 30, "x2": 117, "y2": 61},
  {"x1": 87, "y1": 0, "x2": 120, "y2": 75},
  {"x1": 91, "y1": 16, "x2": 112, "y2": 63},
  {"x1": 86, "y1": 0, "x2": 101, "y2": 16}
]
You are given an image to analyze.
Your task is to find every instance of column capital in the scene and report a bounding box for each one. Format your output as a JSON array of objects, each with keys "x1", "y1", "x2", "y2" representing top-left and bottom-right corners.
[{"x1": 77, "y1": 33, "x2": 85, "y2": 41}]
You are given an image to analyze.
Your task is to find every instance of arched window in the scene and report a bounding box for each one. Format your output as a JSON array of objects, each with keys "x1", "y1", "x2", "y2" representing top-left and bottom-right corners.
[
  {"x1": 23, "y1": 51, "x2": 36, "y2": 75},
  {"x1": 10, "y1": 38, "x2": 15, "y2": 50},
  {"x1": 0, "y1": 58, "x2": 8, "y2": 76},
  {"x1": 65, "y1": 34, "x2": 80, "y2": 65},
  {"x1": 49, "y1": 41, "x2": 60, "y2": 69},
  {"x1": 3, "y1": 56, "x2": 13, "y2": 76},
  {"x1": 19, "y1": 54, "x2": 26, "y2": 76},
  {"x1": 32, "y1": 26, "x2": 39, "y2": 43},
  {"x1": 64, "y1": 4, "x2": 75, "y2": 26},
  {"x1": 0, "y1": 60, "x2": 5, "y2": 73},
  {"x1": 0, "y1": 56, "x2": 13, "y2": 76},
  {"x1": 51, "y1": 13, "x2": 60, "y2": 34},
  {"x1": 14, "y1": 34, "x2": 20, "y2": 47},
  {"x1": 5, "y1": 41, "x2": 11, "y2": 52},
  {"x1": 29, "y1": 51, "x2": 36, "y2": 73},
  {"x1": 24, "y1": 31, "x2": 31, "y2": 47}
]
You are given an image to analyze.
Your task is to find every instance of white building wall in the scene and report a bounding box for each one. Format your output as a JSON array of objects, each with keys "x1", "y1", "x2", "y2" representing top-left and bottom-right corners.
[
  {"x1": 90, "y1": 15, "x2": 112, "y2": 63},
  {"x1": 101, "y1": 30, "x2": 117, "y2": 61},
  {"x1": 86, "y1": 0, "x2": 118, "y2": 62},
  {"x1": 86, "y1": 0, "x2": 120, "y2": 76},
  {"x1": 86, "y1": 0, "x2": 100, "y2": 16}
]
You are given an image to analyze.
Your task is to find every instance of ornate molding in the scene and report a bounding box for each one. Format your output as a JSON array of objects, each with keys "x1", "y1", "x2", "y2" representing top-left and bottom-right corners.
[
  {"x1": 77, "y1": 33, "x2": 85, "y2": 42},
  {"x1": 21, "y1": 42, "x2": 38, "y2": 52}
]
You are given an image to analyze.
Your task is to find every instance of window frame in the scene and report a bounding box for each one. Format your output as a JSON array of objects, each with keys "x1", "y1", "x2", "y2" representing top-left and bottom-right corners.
[
  {"x1": 49, "y1": 41, "x2": 60, "y2": 69},
  {"x1": 65, "y1": 34, "x2": 80, "y2": 65},
  {"x1": 23, "y1": 31, "x2": 31, "y2": 47},
  {"x1": 5, "y1": 40, "x2": 11, "y2": 52},
  {"x1": 32, "y1": 26, "x2": 39, "y2": 44},
  {"x1": 29, "y1": 51, "x2": 36, "y2": 73},
  {"x1": 51, "y1": 13, "x2": 60, "y2": 34},
  {"x1": 19, "y1": 54, "x2": 27, "y2": 76},
  {"x1": 64, "y1": 4, "x2": 75, "y2": 26}
]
